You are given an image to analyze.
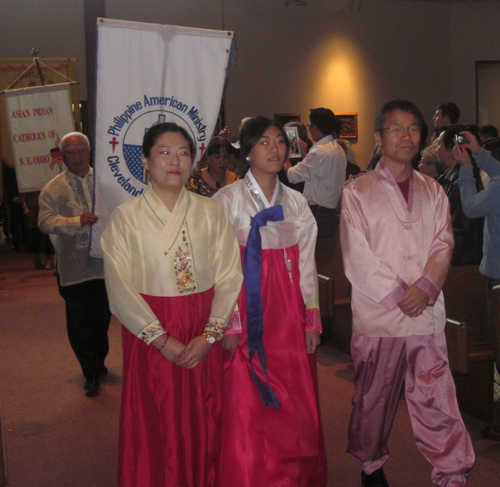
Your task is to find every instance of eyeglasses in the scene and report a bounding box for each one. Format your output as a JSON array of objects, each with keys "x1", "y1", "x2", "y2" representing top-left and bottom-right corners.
[{"x1": 382, "y1": 124, "x2": 421, "y2": 135}]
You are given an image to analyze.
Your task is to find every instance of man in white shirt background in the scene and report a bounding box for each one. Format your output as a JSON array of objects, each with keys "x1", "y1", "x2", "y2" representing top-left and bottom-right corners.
[
  {"x1": 285, "y1": 107, "x2": 347, "y2": 238},
  {"x1": 38, "y1": 132, "x2": 111, "y2": 398}
]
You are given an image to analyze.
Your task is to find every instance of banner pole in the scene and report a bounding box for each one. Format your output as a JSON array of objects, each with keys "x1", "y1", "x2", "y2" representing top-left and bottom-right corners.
[{"x1": 31, "y1": 48, "x2": 45, "y2": 86}]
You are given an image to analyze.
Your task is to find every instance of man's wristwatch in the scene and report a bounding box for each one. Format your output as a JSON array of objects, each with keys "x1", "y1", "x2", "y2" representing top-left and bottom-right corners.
[{"x1": 202, "y1": 332, "x2": 216, "y2": 344}]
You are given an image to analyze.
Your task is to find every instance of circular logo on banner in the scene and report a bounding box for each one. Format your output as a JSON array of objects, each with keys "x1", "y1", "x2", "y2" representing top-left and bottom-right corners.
[{"x1": 104, "y1": 97, "x2": 208, "y2": 197}]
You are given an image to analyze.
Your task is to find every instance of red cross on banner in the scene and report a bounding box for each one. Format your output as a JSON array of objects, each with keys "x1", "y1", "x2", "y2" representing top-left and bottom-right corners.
[{"x1": 110, "y1": 137, "x2": 119, "y2": 152}]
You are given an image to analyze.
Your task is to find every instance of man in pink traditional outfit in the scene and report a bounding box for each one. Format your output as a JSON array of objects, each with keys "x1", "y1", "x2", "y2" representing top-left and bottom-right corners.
[{"x1": 340, "y1": 100, "x2": 475, "y2": 487}]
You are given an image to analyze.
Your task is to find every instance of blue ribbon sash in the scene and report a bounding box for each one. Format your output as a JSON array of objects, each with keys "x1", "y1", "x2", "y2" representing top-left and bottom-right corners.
[{"x1": 243, "y1": 205, "x2": 284, "y2": 408}]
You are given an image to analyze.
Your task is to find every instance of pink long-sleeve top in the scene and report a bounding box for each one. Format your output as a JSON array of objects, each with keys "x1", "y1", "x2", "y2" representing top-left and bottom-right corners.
[{"x1": 340, "y1": 160, "x2": 454, "y2": 338}]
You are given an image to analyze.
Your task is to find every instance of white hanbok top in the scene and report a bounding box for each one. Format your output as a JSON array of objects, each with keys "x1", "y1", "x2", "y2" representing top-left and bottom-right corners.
[{"x1": 213, "y1": 170, "x2": 321, "y2": 329}]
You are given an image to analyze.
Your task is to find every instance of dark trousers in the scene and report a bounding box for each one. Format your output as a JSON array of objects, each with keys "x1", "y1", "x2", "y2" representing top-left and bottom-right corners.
[
  {"x1": 28, "y1": 227, "x2": 54, "y2": 255},
  {"x1": 309, "y1": 204, "x2": 338, "y2": 239},
  {"x1": 58, "y1": 277, "x2": 111, "y2": 382}
]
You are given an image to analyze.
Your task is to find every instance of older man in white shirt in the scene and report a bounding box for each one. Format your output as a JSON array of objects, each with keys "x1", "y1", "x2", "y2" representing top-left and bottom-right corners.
[
  {"x1": 285, "y1": 108, "x2": 346, "y2": 238},
  {"x1": 39, "y1": 132, "x2": 111, "y2": 398}
]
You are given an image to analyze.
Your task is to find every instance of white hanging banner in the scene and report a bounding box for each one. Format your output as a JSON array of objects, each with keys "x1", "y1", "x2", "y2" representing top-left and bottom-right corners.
[
  {"x1": 4, "y1": 83, "x2": 74, "y2": 192},
  {"x1": 92, "y1": 18, "x2": 235, "y2": 258}
]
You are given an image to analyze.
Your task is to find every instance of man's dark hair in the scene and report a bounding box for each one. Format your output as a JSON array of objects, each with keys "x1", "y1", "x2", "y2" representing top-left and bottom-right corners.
[
  {"x1": 436, "y1": 102, "x2": 460, "y2": 124},
  {"x1": 239, "y1": 116, "x2": 290, "y2": 161},
  {"x1": 440, "y1": 124, "x2": 467, "y2": 150},
  {"x1": 374, "y1": 99, "x2": 428, "y2": 146},
  {"x1": 142, "y1": 123, "x2": 195, "y2": 158},
  {"x1": 309, "y1": 108, "x2": 336, "y2": 137},
  {"x1": 479, "y1": 125, "x2": 499, "y2": 140},
  {"x1": 333, "y1": 117, "x2": 342, "y2": 137},
  {"x1": 465, "y1": 124, "x2": 480, "y2": 140}
]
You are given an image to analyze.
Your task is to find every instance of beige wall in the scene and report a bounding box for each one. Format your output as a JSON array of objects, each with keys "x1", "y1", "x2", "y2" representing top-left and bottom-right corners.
[
  {"x1": 0, "y1": 0, "x2": 87, "y2": 92},
  {"x1": 1, "y1": 0, "x2": 499, "y2": 166},
  {"x1": 219, "y1": 0, "x2": 450, "y2": 166},
  {"x1": 450, "y1": 1, "x2": 500, "y2": 127}
]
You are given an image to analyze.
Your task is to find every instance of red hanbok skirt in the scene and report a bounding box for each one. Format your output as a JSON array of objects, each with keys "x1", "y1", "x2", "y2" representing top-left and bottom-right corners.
[
  {"x1": 118, "y1": 287, "x2": 223, "y2": 487},
  {"x1": 219, "y1": 245, "x2": 327, "y2": 487}
]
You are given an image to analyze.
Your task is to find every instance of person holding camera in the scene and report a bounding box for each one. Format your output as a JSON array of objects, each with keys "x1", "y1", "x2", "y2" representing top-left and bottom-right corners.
[
  {"x1": 454, "y1": 132, "x2": 500, "y2": 441},
  {"x1": 436, "y1": 125, "x2": 484, "y2": 266}
]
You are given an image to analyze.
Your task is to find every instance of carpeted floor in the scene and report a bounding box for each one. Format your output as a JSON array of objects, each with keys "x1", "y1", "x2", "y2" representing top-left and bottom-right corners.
[{"x1": 1, "y1": 244, "x2": 499, "y2": 487}]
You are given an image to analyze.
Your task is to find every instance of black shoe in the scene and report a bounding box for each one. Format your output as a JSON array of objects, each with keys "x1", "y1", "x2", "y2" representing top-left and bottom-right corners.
[
  {"x1": 361, "y1": 468, "x2": 389, "y2": 487},
  {"x1": 84, "y1": 379, "x2": 101, "y2": 397}
]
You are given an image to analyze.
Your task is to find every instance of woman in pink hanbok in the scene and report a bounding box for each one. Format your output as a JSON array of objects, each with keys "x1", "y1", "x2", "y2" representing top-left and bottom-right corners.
[{"x1": 213, "y1": 117, "x2": 327, "y2": 487}]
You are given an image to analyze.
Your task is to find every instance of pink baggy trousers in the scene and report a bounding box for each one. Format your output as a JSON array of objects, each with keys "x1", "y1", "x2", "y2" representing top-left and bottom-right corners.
[{"x1": 347, "y1": 332, "x2": 475, "y2": 487}]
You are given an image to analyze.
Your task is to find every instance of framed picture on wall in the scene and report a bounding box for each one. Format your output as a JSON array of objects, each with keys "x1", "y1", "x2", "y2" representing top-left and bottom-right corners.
[
  {"x1": 274, "y1": 113, "x2": 301, "y2": 126},
  {"x1": 336, "y1": 112, "x2": 358, "y2": 139},
  {"x1": 284, "y1": 126, "x2": 301, "y2": 158}
]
